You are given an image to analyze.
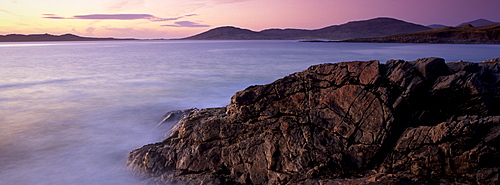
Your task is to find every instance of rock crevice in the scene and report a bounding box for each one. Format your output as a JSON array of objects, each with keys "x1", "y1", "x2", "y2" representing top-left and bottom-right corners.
[{"x1": 128, "y1": 57, "x2": 500, "y2": 184}]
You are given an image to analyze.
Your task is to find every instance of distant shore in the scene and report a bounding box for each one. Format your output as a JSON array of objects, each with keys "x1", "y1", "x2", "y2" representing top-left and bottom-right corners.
[
  {"x1": 314, "y1": 23, "x2": 500, "y2": 44},
  {"x1": 301, "y1": 39, "x2": 500, "y2": 44},
  {"x1": 0, "y1": 33, "x2": 136, "y2": 42}
]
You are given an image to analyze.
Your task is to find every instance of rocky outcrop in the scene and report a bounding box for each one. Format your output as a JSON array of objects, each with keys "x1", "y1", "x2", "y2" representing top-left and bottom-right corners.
[{"x1": 128, "y1": 57, "x2": 500, "y2": 184}]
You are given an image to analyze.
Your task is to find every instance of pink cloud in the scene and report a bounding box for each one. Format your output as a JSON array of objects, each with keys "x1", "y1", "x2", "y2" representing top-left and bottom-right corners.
[
  {"x1": 162, "y1": 21, "x2": 210, "y2": 27},
  {"x1": 1, "y1": 9, "x2": 20, "y2": 16},
  {"x1": 211, "y1": 0, "x2": 250, "y2": 4},
  {"x1": 74, "y1": 14, "x2": 168, "y2": 21},
  {"x1": 42, "y1": 13, "x2": 195, "y2": 22},
  {"x1": 102, "y1": 27, "x2": 168, "y2": 38},
  {"x1": 85, "y1": 27, "x2": 95, "y2": 35},
  {"x1": 43, "y1": 16, "x2": 66, "y2": 19}
]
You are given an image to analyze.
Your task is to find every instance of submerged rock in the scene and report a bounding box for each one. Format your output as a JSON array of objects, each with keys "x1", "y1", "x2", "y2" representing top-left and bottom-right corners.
[{"x1": 128, "y1": 57, "x2": 500, "y2": 184}]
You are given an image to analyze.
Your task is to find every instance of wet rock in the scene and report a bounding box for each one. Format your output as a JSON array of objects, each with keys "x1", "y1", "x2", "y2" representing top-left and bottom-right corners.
[{"x1": 128, "y1": 57, "x2": 500, "y2": 184}]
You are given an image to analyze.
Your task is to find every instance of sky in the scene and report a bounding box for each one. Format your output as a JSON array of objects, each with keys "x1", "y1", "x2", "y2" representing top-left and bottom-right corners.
[{"x1": 1, "y1": 0, "x2": 499, "y2": 39}]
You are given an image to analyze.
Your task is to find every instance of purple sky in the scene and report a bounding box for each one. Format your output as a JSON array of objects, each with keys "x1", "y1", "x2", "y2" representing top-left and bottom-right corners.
[{"x1": 1, "y1": 0, "x2": 499, "y2": 38}]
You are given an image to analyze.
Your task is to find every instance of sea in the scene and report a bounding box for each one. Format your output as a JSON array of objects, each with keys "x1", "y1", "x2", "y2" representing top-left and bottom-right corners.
[{"x1": 0, "y1": 40, "x2": 499, "y2": 184}]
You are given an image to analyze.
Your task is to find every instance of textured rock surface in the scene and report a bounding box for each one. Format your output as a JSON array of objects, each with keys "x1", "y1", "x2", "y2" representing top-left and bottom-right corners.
[{"x1": 128, "y1": 57, "x2": 500, "y2": 184}]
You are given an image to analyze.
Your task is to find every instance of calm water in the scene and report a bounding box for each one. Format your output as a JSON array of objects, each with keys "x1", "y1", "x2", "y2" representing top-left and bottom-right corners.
[{"x1": 0, "y1": 40, "x2": 499, "y2": 184}]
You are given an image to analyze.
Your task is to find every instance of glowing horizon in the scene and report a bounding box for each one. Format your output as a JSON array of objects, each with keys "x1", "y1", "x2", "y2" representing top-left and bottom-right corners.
[{"x1": 1, "y1": 0, "x2": 499, "y2": 39}]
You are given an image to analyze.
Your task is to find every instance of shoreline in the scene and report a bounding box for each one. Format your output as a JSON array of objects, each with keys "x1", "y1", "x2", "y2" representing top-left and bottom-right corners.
[{"x1": 300, "y1": 39, "x2": 500, "y2": 44}]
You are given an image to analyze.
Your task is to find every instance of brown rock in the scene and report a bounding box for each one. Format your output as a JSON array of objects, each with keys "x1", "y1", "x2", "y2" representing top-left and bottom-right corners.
[{"x1": 128, "y1": 58, "x2": 500, "y2": 184}]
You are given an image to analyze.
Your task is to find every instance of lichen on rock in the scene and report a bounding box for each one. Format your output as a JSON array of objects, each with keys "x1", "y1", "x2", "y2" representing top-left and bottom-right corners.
[{"x1": 127, "y1": 57, "x2": 500, "y2": 185}]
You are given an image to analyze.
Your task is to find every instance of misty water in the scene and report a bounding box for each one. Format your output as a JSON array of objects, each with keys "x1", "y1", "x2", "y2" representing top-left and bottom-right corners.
[{"x1": 0, "y1": 40, "x2": 499, "y2": 184}]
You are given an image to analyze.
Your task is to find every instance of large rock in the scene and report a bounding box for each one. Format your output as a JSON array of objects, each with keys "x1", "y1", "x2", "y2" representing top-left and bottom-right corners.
[{"x1": 127, "y1": 58, "x2": 500, "y2": 184}]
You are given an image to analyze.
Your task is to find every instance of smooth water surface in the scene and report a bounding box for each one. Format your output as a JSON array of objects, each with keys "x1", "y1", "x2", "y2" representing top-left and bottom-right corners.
[{"x1": 0, "y1": 40, "x2": 498, "y2": 184}]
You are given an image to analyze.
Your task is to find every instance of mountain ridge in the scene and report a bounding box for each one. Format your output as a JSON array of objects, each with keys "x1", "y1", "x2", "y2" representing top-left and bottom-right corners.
[
  {"x1": 181, "y1": 17, "x2": 431, "y2": 40},
  {"x1": 427, "y1": 18, "x2": 498, "y2": 29},
  {"x1": 2, "y1": 18, "x2": 498, "y2": 42},
  {"x1": 458, "y1": 18, "x2": 500, "y2": 27}
]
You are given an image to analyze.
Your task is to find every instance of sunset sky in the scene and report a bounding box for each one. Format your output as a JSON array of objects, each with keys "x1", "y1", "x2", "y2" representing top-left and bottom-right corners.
[{"x1": 1, "y1": 0, "x2": 499, "y2": 39}]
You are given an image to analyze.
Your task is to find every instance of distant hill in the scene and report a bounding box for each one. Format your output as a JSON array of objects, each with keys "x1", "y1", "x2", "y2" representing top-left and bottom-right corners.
[
  {"x1": 0, "y1": 33, "x2": 135, "y2": 42},
  {"x1": 181, "y1": 26, "x2": 263, "y2": 40},
  {"x1": 182, "y1": 17, "x2": 431, "y2": 40},
  {"x1": 458, "y1": 19, "x2": 500, "y2": 27},
  {"x1": 426, "y1": 19, "x2": 499, "y2": 30},
  {"x1": 341, "y1": 23, "x2": 500, "y2": 44},
  {"x1": 427, "y1": 24, "x2": 448, "y2": 29}
]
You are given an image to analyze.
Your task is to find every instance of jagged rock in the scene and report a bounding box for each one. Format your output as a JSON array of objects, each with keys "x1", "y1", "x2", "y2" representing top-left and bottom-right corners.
[{"x1": 127, "y1": 57, "x2": 500, "y2": 184}]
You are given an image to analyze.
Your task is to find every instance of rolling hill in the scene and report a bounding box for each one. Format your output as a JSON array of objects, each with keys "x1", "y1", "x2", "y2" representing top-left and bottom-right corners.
[
  {"x1": 457, "y1": 19, "x2": 500, "y2": 27},
  {"x1": 182, "y1": 17, "x2": 431, "y2": 40},
  {"x1": 427, "y1": 19, "x2": 498, "y2": 29}
]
